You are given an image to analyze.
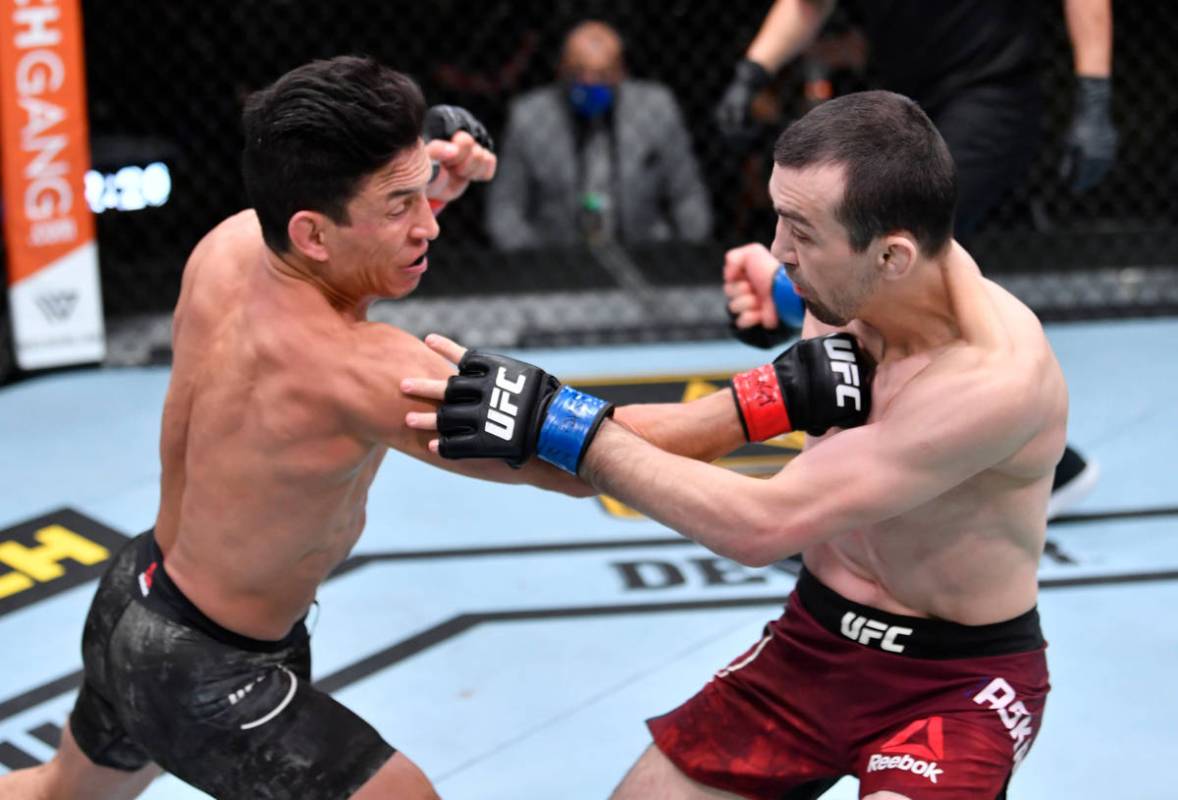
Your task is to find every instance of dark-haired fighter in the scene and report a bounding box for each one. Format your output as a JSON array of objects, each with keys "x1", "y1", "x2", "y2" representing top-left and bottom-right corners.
[
  {"x1": 0, "y1": 55, "x2": 542, "y2": 800},
  {"x1": 408, "y1": 91, "x2": 1065, "y2": 799},
  {"x1": 0, "y1": 55, "x2": 501, "y2": 800}
]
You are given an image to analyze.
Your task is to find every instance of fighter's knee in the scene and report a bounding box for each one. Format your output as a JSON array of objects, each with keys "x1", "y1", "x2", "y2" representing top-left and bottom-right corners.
[{"x1": 862, "y1": 791, "x2": 913, "y2": 800}]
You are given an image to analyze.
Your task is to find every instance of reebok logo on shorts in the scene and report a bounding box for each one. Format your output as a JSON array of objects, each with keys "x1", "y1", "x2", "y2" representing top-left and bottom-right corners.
[
  {"x1": 485, "y1": 367, "x2": 526, "y2": 440},
  {"x1": 867, "y1": 716, "x2": 946, "y2": 784},
  {"x1": 866, "y1": 752, "x2": 944, "y2": 784}
]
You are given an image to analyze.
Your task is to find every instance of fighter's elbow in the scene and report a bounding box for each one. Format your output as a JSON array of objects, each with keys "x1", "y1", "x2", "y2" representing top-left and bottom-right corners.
[
  {"x1": 730, "y1": 546, "x2": 778, "y2": 569},
  {"x1": 750, "y1": 488, "x2": 843, "y2": 563},
  {"x1": 734, "y1": 537, "x2": 795, "y2": 568},
  {"x1": 727, "y1": 516, "x2": 804, "y2": 568}
]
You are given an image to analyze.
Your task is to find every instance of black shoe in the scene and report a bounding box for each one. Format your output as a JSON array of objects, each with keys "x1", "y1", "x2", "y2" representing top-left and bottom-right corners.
[{"x1": 1048, "y1": 445, "x2": 1100, "y2": 520}]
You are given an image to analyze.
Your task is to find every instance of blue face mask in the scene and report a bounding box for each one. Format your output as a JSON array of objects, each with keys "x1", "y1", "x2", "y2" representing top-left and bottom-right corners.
[{"x1": 568, "y1": 83, "x2": 615, "y2": 119}]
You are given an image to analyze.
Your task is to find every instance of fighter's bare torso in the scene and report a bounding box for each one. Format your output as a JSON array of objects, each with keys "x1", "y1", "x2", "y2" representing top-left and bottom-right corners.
[
  {"x1": 803, "y1": 252, "x2": 1068, "y2": 625},
  {"x1": 154, "y1": 212, "x2": 403, "y2": 639}
]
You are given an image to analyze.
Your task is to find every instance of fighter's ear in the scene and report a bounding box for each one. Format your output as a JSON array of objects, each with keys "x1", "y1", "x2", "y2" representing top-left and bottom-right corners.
[
  {"x1": 288, "y1": 211, "x2": 331, "y2": 263},
  {"x1": 878, "y1": 232, "x2": 918, "y2": 280}
]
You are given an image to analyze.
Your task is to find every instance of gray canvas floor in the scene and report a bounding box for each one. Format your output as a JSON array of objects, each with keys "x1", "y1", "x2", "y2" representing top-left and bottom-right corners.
[{"x1": 1, "y1": 318, "x2": 1176, "y2": 799}]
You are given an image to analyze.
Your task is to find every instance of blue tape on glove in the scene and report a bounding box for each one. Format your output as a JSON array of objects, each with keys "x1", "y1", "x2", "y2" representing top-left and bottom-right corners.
[
  {"x1": 537, "y1": 385, "x2": 611, "y2": 474},
  {"x1": 772, "y1": 265, "x2": 806, "y2": 329}
]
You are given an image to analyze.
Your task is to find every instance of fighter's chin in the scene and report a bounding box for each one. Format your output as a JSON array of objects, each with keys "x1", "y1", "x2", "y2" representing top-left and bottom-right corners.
[
  {"x1": 386, "y1": 275, "x2": 423, "y2": 299},
  {"x1": 805, "y1": 300, "x2": 850, "y2": 327}
]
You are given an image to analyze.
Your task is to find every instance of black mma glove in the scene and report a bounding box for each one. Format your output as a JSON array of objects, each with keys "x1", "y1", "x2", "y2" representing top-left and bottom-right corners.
[
  {"x1": 729, "y1": 311, "x2": 796, "y2": 349},
  {"x1": 1060, "y1": 77, "x2": 1117, "y2": 193},
  {"x1": 424, "y1": 105, "x2": 494, "y2": 152},
  {"x1": 715, "y1": 58, "x2": 771, "y2": 141},
  {"x1": 729, "y1": 263, "x2": 806, "y2": 349},
  {"x1": 437, "y1": 351, "x2": 613, "y2": 474},
  {"x1": 731, "y1": 333, "x2": 874, "y2": 440}
]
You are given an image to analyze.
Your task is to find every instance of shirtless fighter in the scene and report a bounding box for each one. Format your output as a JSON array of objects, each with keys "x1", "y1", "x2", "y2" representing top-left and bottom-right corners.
[
  {"x1": 0, "y1": 55, "x2": 505, "y2": 800},
  {"x1": 0, "y1": 55, "x2": 553, "y2": 800},
  {"x1": 406, "y1": 91, "x2": 1065, "y2": 798}
]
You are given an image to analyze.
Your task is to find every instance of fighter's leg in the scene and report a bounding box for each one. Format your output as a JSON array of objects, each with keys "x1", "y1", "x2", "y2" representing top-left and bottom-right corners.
[
  {"x1": 129, "y1": 657, "x2": 408, "y2": 799},
  {"x1": 610, "y1": 745, "x2": 750, "y2": 800},
  {"x1": 631, "y1": 620, "x2": 844, "y2": 800},
  {"x1": 350, "y1": 752, "x2": 440, "y2": 800},
  {"x1": 0, "y1": 720, "x2": 159, "y2": 800},
  {"x1": 856, "y1": 714, "x2": 1018, "y2": 799}
]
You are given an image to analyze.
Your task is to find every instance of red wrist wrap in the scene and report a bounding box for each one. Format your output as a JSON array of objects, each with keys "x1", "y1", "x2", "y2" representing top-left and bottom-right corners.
[
  {"x1": 428, "y1": 198, "x2": 447, "y2": 214},
  {"x1": 732, "y1": 364, "x2": 792, "y2": 441}
]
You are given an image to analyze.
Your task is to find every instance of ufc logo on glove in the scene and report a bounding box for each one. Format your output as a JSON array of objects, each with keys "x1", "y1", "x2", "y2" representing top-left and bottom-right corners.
[
  {"x1": 823, "y1": 337, "x2": 863, "y2": 411},
  {"x1": 731, "y1": 333, "x2": 875, "y2": 441},
  {"x1": 436, "y1": 351, "x2": 614, "y2": 472},
  {"x1": 485, "y1": 368, "x2": 526, "y2": 440}
]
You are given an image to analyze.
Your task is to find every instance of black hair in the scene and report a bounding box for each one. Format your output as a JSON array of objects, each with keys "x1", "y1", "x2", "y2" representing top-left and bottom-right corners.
[
  {"x1": 773, "y1": 91, "x2": 956, "y2": 255},
  {"x1": 241, "y1": 56, "x2": 425, "y2": 253}
]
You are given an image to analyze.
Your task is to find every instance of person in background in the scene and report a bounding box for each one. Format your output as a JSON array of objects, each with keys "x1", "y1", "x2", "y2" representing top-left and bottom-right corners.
[{"x1": 487, "y1": 20, "x2": 712, "y2": 250}]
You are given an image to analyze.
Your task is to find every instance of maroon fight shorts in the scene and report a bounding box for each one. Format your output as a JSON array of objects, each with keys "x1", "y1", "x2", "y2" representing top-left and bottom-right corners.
[{"x1": 648, "y1": 568, "x2": 1049, "y2": 799}]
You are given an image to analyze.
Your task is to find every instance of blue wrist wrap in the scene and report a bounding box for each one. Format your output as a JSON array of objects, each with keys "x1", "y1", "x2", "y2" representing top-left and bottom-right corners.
[
  {"x1": 772, "y1": 265, "x2": 806, "y2": 329},
  {"x1": 537, "y1": 385, "x2": 612, "y2": 474}
]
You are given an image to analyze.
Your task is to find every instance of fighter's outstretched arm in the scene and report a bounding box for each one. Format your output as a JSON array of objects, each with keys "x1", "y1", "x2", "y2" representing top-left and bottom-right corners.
[
  {"x1": 402, "y1": 331, "x2": 874, "y2": 518},
  {"x1": 400, "y1": 335, "x2": 751, "y2": 466},
  {"x1": 341, "y1": 324, "x2": 594, "y2": 497},
  {"x1": 581, "y1": 345, "x2": 1049, "y2": 565},
  {"x1": 609, "y1": 394, "x2": 748, "y2": 463},
  {"x1": 402, "y1": 330, "x2": 874, "y2": 472}
]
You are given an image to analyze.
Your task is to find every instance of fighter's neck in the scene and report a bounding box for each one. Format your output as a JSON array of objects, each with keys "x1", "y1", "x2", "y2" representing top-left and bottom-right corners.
[
  {"x1": 260, "y1": 248, "x2": 370, "y2": 322},
  {"x1": 854, "y1": 242, "x2": 978, "y2": 360}
]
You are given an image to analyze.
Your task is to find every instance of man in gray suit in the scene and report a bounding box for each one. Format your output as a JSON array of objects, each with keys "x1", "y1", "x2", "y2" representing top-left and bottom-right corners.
[{"x1": 487, "y1": 21, "x2": 713, "y2": 250}]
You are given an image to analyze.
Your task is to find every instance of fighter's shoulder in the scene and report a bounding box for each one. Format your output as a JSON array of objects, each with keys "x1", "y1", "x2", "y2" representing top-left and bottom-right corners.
[
  {"x1": 933, "y1": 332, "x2": 1044, "y2": 393},
  {"x1": 334, "y1": 324, "x2": 453, "y2": 440},
  {"x1": 198, "y1": 209, "x2": 259, "y2": 248},
  {"x1": 922, "y1": 333, "x2": 1056, "y2": 438},
  {"x1": 350, "y1": 321, "x2": 423, "y2": 359},
  {"x1": 341, "y1": 323, "x2": 452, "y2": 392},
  {"x1": 979, "y1": 279, "x2": 1059, "y2": 378},
  {"x1": 184, "y1": 210, "x2": 261, "y2": 272}
]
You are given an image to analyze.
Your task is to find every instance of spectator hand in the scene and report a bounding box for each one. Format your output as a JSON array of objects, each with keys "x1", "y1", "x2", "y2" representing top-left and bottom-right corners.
[
  {"x1": 1060, "y1": 77, "x2": 1117, "y2": 193},
  {"x1": 715, "y1": 59, "x2": 770, "y2": 142}
]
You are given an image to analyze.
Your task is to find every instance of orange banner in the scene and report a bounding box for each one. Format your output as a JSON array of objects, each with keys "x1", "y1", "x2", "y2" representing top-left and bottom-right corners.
[{"x1": 0, "y1": 0, "x2": 104, "y2": 368}]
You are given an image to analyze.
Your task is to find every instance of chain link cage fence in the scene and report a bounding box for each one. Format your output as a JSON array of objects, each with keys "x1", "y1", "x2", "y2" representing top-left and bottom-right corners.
[{"x1": 5, "y1": 0, "x2": 1176, "y2": 370}]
